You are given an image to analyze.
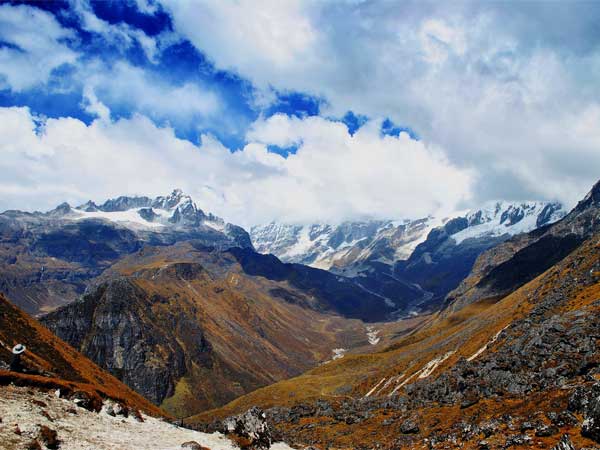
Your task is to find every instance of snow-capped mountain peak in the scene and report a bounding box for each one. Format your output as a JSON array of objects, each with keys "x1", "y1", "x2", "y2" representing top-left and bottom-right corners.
[
  {"x1": 27, "y1": 189, "x2": 254, "y2": 249},
  {"x1": 251, "y1": 218, "x2": 435, "y2": 270},
  {"x1": 251, "y1": 201, "x2": 565, "y2": 271},
  {"x1": 450, "y1": 201, "x2": 564, "y2": 244}
]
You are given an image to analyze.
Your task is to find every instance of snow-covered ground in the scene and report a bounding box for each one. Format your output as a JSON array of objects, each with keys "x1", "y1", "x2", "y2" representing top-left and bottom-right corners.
[
  {"x1": 72, "y1": 208, "x2": 165, "y2": 229},
  {"x1": 331, "y1": 348, "x2": 347, "y2": 360},
  {"x1": 467, "y1": 326, "x2": 509, "y2": 362},
  {"x1": 0, "y1": 385, "x2": 294, "y2": 450},
  {"x1": 366, "y1": 326, "x2": 381, "y2": 345},
  {"x1": 451, "y1": 201, "x2": 564, "y2": 244}
]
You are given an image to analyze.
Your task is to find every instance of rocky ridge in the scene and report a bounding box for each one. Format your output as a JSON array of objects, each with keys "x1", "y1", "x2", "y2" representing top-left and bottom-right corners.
[
  {"x1": 0, "y1": 189, "x2": 253, "y2": 315},
  {"x1": 41, "y1": 242, "x2": 384, "y2": 417},
  {"x1": 252, "y1": 201, "x2": 564, "y2": 315}
]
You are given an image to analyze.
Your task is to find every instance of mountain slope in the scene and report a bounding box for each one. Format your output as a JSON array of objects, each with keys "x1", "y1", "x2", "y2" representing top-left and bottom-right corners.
[
  {"x1": 0, "y1": 293, "x2": 163, "y2": 416},
  {"x1": 192, "y1": 231, "x2": 600, "y2": 449},
  {"x1": 446, "y1": 180, "x2": 600, "y2": 312},
  {"x1": 0, "y1": 189, "x2": 252, "y2": 315},
  {"x1": 251, "y1": 219, "x2": 434, "y2": 269},
  {"x1": 252, "y1": 201, "x2": 564, "y2": 314},
  {"x1": 42, "y1": 242, "x2": 385, "y2": 417},
  {"x1": 188, "y1": 183, "x2": 600, "y2": 449}
]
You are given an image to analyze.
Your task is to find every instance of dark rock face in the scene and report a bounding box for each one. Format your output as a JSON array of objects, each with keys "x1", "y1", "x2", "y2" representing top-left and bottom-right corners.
[
  {"x1": 227, "y1": 247, "x2": 396, "y2": 321},
  {"x1": 551, "y1": 434, "x2": 576, "y2": 450},
  {"x1": 569, "y1": 383, "x2": 600, "y2": 443},
  {"x1": 42, "y1": 279, "x2": 199, "y2": 404},
  {"x1": 400, "y1": 417, "x2": 420, "y2": 434},
  {"x1": 225, "y1": 223, "x2": 254, "y2": 249},
  {"x1": 476, "y1": 234, "x2": 583, "y2": 294},
  {"x1": 99, "y1": 195, "x2": 152, "y2": 212},
  {"x1": 138, "y1": 208, "x2": 159, "y2": 222},
  {"x1": 32, "y1": 221, "x2": 141, "y2": 265},
  {"x1": 537, "y1": 203, "x2": 563, "y2": 227},
  {"x1": 574, "y1": 179, "x2": 600, "y2": 213},
  {"x1": 394, "y1": 231, "x2": 507, "y2": 309}
]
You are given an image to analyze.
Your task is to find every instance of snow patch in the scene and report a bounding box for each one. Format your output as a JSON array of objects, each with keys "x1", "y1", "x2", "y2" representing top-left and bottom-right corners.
[
  {"x1": 0, "y1": 385, "x2": 295, "y2": 450},
  {"x1": 71, "y1": 209, "x2": 165, "y2": 229},
  {"x1": 331, "y1": 348, "x2": 347, "y2": 360},
  {"x1": 467, "y1": 326, "x2": 508, "y2": 362},
  {"x1": 366, "y1": 326, "x2": 381, "y2": 345},
  {"x1": 418, "y1": 350, "x2": 456, "y2": 379},
  {"x1": 363, "y1": 377, "x2": 386, "y2": 398},
  {"x1": 451, "y1": 201, "x2": 563, "y2": 244}
]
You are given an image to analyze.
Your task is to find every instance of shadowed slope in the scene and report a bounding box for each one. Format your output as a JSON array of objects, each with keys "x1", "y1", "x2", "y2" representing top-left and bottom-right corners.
[{"x1": 0, "y1": 293, "x2": 165, "y2": 417}]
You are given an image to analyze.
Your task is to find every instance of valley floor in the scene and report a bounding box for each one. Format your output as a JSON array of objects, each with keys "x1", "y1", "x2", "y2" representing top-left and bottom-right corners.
[{"x1": 0, "y1": 385, "x2": 293, "y2": 450}]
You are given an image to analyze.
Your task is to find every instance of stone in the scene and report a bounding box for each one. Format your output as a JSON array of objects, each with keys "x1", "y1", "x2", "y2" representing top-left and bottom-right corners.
[
  {"x1": 221, "y1": 407, "x2": 272, "y2": 449},
  {"x1": 25, "y1": 441, "x2": 42, "y2": 450},
  {"x1": 38, "y1": 425, "x2": 60, "y2": 449},
  {"x1": 400, "y1": 417, "x2": 420, "y2": 434},
  {"x1": 181, "y1": 442, "x2": 210, "y2": 450},
  {"x1": 551, "y1": 434, "x2": 576, "y2": 450},
  {"x1": 535, "y1": 424, "x2": 558, "y2": 437},
  {"x1": 478, "y1": 440, "x2": 490, "y2": 450}
]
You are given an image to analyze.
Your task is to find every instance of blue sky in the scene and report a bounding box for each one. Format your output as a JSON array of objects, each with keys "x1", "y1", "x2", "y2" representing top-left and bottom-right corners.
[
  {"x1": 0, "y1": 1, "x2": 599, "y2": 225},
  {"x1": 0, "y1": 0, "x2": 400, "y2": 151}
]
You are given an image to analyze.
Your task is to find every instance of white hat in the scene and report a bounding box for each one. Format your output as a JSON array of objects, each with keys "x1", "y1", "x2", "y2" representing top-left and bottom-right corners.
[{"x1": 12, "y1": 344, "x2": 26, "y2": 355}]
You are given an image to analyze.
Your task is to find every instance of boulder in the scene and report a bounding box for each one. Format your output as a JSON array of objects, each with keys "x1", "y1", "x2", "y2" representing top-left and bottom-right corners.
[
  {"x1": 221, "y1": 407, "x2": 272, "y2": 449},
  {"x1": 181, "y1": 442, "x2": 210, "y2": 450},
  {"x1": 400, "y1": 417, "x2": 420, "y2": 434},
  {"x1": 38, "y1": 425, "x2": 60, "y2": 449}
]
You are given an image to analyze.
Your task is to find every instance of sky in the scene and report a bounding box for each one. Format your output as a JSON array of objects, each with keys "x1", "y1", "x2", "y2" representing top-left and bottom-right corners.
[{"x1": 0, "y1": 0, "x2": 599, "y2": 227}]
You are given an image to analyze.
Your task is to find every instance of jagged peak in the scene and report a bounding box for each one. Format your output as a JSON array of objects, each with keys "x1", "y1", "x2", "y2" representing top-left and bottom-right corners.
[
  {"x1": 577, "y1": 178, "x2": 600, "y2": 211},
  {"x1": 76, "y1": 200, "x2": 99, "y2": 212},
  {"x1": 47, "y1": 202, "x2": 72, "y2": 216}
]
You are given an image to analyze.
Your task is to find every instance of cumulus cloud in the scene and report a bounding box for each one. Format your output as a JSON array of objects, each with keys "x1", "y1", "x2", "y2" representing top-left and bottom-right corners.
[
  {"x1": 160, "y1": 0, "x2": 600, "y2": 207},
  {"x1": 0, "y1": 4, "x2": 78, "y2": 91},
  {"x1": 0, "y1": 107, "x2": 472, "y2": 226},
  {"x1": 81, "y1": 61, "x2": 221, "y2": 126},
  {"x1": 71, "y1": 0, "x2": 160, "y2": 62}
]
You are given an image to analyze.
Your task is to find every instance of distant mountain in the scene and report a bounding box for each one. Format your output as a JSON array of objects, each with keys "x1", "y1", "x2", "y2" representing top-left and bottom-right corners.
[
  {"x1": 191, "y1": 181, "x2": 600, "y2": 450},
  {"x1": 446, "y1": 181, "x2": 600, "y2": 312},
  {"x1": 0, "y1": 189, "x2": 253, "y2": 315},
  {"x1": 394, "y1": 201, "x2": 565, "y2": 309},
  {"x1": 252, "y1": 201, "x2": 565, "y2": 314},
  {"x1": 252, "y1": 219, "x2": 434, "y2": 270}
]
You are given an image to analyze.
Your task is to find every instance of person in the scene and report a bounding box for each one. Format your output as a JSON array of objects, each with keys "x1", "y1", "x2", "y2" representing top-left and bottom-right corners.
[{"x1": 10, "y1": 343, "x2": 26, "y2": 373}]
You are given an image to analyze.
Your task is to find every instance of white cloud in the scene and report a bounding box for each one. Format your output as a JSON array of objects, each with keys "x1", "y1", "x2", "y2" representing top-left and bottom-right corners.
[
  {"x1": 71, "y1": 0, "x2": 159, "y2": 62},
  {"x1": 0, "y1": 4, "x2": 78, "y2": 91},
  {"x1": 160, "y1": 1, "x2": 600, "y2": 207},
  {"x1": 82, "y1": 61, "x2": 220, "y2": 125},
  {"x1": 160, "y1": 0, "x2": 320, "y2": 83},
  {"x1": 0, "y1": 107, "x2": 472, "y2": 227}
]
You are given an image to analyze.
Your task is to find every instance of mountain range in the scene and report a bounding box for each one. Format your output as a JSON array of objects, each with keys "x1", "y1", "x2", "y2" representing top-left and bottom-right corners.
[
  {"x1": 188, "y1": 179, "x2": 600, "y2": 449},
  {"x1": 2, "y1": 183, "x2": 599, "y2": 449},
  {"x1": 252, "y1": 201, "x2": 565, "y2": 315},
  {"x1": 0, "y1": 189, "x2": 252, "y2": 315}
]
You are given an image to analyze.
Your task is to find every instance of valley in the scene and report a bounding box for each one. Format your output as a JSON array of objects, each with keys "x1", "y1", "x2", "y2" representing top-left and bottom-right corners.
[
  {"x1": 1, "y1": 2, "x2": 597, "y2": 448},
  {"x1": 0, "y1": 182, "x2": 597, "y2": 449}
]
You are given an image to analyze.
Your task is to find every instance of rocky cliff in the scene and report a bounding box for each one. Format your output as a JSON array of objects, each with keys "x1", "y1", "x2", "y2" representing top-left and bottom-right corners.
[{"x1": 42, "y1": 242, "x2": 377, "y2": 417}]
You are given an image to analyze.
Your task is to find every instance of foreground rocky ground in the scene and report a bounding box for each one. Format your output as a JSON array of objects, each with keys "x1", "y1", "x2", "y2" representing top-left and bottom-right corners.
[{"x1": 0, "y1": 385, "x2": 293, "y2": 450}]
